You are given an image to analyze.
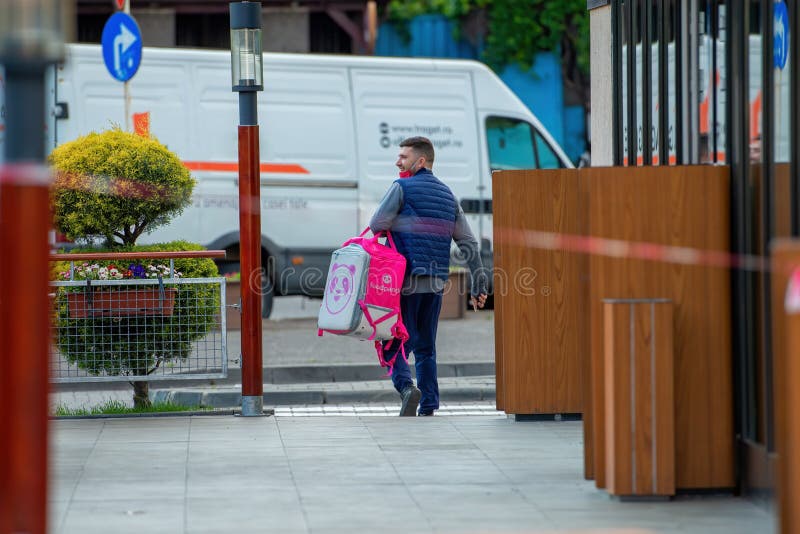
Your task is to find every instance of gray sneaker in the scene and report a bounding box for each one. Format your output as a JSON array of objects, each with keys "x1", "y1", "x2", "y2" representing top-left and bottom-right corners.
[{"x1": 399, "y1": 386, "x2": 421, "y2": 417}]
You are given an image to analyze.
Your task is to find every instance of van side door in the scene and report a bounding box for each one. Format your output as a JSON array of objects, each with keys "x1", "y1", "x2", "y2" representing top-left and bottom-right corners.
[{"x1": 351, "y1": 67, "x2": 481, "y2": 232}]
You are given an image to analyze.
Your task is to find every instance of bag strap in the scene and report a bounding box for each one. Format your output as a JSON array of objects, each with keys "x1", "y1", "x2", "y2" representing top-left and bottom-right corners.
[
  {"x1": 358, "y1": 227, "x2": 398, "y2": 252},
  {"x1": 384, "y1": 231, "x2": 397, "y2": 251},
  {"x1": 374, "y1": 338, "x2": 407, "y2": 376},
  {"x1": 359, "y1": 300, "x2": 402, "y2": 341}
]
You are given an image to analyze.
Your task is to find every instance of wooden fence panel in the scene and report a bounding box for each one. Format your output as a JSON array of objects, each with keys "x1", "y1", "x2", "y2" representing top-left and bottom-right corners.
[
  {"x1": 586, "y1": 165, "x2": 733, "y2": 490},
  {"x1": 493, "y1": 165, "x2": 734, "y2": 490},
  {"x1": 492, "y1": 169, "x2": 588, "y2": 415}
]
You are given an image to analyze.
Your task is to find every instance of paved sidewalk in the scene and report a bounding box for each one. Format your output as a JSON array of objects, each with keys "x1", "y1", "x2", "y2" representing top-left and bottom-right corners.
[{"x1": 50, "y1": 415, "x2": 774, "y2": 534}]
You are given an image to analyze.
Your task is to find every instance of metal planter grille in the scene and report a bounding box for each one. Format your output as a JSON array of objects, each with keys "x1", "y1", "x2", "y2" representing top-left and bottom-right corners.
[{"x1": 50, "y1": 277, "x2": 228, "y2": 383}]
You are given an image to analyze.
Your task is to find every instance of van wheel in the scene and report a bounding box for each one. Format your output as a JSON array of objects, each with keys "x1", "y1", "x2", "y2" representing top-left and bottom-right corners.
[{"x1": 262, "y1": 269, "x2": 274, "y2": 319}]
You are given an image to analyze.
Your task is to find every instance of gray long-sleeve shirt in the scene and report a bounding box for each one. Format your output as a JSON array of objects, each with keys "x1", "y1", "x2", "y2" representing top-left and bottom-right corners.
[{"x1": 369, "y1": 181, "x2": 488, "y2": 296}]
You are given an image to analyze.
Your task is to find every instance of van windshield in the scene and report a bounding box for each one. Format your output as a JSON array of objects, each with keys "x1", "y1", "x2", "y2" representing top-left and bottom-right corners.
[{"x1": 486, "y1": 116, "x2": 564, "y2": 170}]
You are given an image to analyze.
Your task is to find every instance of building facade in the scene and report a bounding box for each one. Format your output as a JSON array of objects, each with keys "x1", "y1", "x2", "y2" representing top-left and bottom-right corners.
[{"x1": 74, "y1": 0, "x2": 384, "y2": 53}]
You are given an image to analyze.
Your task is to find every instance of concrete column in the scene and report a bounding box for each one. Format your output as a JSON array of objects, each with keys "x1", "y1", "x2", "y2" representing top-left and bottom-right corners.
[
  {"x1": 132, "y1": 8, "x2": 176, "y2": 48},
  {"x1": 262, "y1": 9, "x2": 309, "y2": 53},
  {"x1": 590, "y1": 5, "x2": 613, "y2": 167}
]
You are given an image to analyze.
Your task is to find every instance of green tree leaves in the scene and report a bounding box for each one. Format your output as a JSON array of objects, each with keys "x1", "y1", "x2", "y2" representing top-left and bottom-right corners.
[{"x1": 386, "y1": 0, "x2": 589, "y2": 75}]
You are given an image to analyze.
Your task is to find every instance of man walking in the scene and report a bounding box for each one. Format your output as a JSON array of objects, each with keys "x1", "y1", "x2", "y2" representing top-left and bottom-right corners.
[{"x1": 370, "y1": 136, "x2": 488, "y2": 416}]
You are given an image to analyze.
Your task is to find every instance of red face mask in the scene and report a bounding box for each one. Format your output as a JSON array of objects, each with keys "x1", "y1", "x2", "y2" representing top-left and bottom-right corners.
[{"x1": 398, "y1": 170, "x2": 412, "y2": 178}]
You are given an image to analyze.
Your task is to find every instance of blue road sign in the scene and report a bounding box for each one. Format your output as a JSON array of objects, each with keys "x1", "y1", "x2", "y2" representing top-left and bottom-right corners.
[
  {"x1": 101, "y1": 12, "x2": 142, "y2": 82},
  {"x1": 774, "y1": 1, "x2": 789, "y2": 70}
]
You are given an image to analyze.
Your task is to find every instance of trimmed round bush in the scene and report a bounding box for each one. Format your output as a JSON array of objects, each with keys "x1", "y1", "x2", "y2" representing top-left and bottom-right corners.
[{"x1": 49, "y1": 128, "x2": 195, "y2": 245}]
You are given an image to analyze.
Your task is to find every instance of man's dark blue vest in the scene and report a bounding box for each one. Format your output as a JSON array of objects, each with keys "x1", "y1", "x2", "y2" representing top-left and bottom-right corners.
[{"x1": 393, "y1": 168, "x2": 456, "y2": 280}]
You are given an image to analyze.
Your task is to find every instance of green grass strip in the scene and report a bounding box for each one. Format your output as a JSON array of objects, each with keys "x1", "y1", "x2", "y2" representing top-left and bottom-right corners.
[{"x1": 54, "y1": 399, "x2": 207, "y2": 416}]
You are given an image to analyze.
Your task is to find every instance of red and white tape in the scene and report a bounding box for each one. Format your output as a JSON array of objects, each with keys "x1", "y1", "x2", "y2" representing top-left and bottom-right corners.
[{"x1": 495, "y1": 228, "x2": 773, "y2": 272}]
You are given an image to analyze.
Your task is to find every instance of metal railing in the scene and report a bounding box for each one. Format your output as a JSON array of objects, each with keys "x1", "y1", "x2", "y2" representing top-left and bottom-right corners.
[{"x1": 50, "y1": 251, "x2": 229, "y2": 383}]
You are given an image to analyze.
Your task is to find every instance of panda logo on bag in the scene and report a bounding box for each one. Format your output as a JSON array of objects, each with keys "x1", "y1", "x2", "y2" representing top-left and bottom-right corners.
[{"x1": 325, "y1": 263, "x2": 356, "y2": 315}]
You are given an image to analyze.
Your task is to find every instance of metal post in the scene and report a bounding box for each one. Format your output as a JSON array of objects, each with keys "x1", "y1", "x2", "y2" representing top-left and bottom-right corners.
[
  {"x1": 0, "y1": 166, "x2": 51, "y2": 534},
  {"x1": 238, "y1": 109, "x2": 264, "y2": 416},
  {"x1": 641, "y1": 0, "x2": 652, "y2": 166},
  {"x1": 728, "y1": 0, "x2": 756, "y2": 461},
  {"x1": 711, "y1": 0, "x2": 718, "y2": 163},
  {"x1": 657, "y1": 0, "x2": 669, "y2": 165},
  {"x1": 123, "y1": 0, "x2": 131, "y2": 131},
  {"x1": 792, "y1": 0, "x2": 800, "y2": 236},
  {"x1": 230, "y1": 1, "x2": 264, "y2": 416},
  {"x1": 612, "y1": 0, "x2": 624, "y2": 166},
  {"x1": 687, "y1": 0, "x2": 699, "y2": 163},
  {"x1": 675, "y1": 0, "x2": 684, "y2": 164},
  {"x1": 625, "y1": 0, "x2": 638, "y2": 166},
  {"x1": 761, "y1": 0, "x2": 776, "y2": 453},
  {"x1": 0, "y1": 1, "x2": 67, "y2": 529}
]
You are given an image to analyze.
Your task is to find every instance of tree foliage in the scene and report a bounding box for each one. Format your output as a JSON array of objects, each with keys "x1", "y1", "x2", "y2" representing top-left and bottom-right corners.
[
  {"x1": 49, "y1": 128, "x2": 195, "y2": 246},
  {"x1": 386, "y1": 0, "x2": 590, "y2": 103}
]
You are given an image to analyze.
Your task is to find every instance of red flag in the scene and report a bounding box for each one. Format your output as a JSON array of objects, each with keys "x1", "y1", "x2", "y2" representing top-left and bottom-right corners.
[{"x1": 133, "y1": 112, "x2": 150, "y2": 138}]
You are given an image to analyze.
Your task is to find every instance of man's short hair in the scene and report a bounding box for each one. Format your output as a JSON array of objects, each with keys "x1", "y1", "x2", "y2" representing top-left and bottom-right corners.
[{"x1": 400, "y1": 136, "x2": 435, "y2": 164}]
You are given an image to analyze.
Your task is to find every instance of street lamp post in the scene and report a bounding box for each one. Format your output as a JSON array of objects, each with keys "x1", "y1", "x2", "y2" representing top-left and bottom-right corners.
[
  {"x1": 230, "y1": 1, "x2": 264, "y2": 417},
  {"x1": 0, "y1": 1, "x2": 69, "y2": 532}
]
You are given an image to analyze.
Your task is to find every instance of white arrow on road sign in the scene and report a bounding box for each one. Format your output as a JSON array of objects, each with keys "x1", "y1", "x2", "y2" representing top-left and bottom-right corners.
[
  {"x1": 101, "y1": 12, "x2": 142, "y2": 83},
  {"x1": 113, "y1": 23, "x2": 138, "y2": 78}
]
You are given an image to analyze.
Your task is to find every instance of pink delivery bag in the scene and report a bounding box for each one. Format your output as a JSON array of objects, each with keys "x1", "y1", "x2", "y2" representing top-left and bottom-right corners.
[{"x1": 318, "y1": 228, "x2": 409, "y2": 371}]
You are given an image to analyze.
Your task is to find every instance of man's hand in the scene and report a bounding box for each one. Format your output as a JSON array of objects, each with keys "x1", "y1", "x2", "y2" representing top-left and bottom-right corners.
[{"x1": 470, "y1": 293, "x2": 488, "y2": 312}]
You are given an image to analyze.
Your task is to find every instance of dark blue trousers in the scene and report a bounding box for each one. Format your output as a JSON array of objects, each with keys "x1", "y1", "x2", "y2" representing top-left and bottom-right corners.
[{"x1": 387, "y1": 292, "x2": 442, "y2": 415}]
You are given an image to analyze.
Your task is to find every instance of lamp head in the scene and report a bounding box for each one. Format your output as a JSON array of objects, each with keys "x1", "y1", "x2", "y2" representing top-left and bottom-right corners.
[{"x1": 229, "y1": 2, "x2": 263, "y2": 92}]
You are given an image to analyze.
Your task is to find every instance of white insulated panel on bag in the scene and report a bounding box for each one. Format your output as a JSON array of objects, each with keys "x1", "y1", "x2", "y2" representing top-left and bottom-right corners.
[
  {"x1": 348, "y1": 304, "x2": 395, "y2": 341},
  {"x1": 318, "y1": 244, "x2": 369, "y2": 333}
]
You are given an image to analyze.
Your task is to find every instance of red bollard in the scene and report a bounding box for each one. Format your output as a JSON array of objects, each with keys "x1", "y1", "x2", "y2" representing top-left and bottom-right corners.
[
  {"x1": 238, "y1": 125, "x2": 264, "y2": 415},
  {"x1": 0, "y1": 164, "x2": 52, "y2": 534}
]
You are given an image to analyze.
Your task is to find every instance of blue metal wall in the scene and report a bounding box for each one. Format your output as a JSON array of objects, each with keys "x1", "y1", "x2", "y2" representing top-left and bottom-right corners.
[
  {"x1": 562, "y1": 105, "x2": 587, "y2": 163},
  {"x1": 375, "y1": 15, "x2": 477, "y2": 59},
  {"x1": 375, "y1": 14, "x2": 585, "y2": 163},
  {"x1": 496, "y1": 59, "x2": 565, "y2": 153}
]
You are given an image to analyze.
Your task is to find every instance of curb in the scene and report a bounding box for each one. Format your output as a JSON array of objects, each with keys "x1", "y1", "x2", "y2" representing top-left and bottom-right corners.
[{"x1": 153, "y1": 385, "x2": 496, "y2": 409}]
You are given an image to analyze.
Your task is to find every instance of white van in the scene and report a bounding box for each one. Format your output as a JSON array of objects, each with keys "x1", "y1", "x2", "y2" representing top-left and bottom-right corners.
[{"x1": 24, "y1": 44, "x2": 573, "y2": 314}]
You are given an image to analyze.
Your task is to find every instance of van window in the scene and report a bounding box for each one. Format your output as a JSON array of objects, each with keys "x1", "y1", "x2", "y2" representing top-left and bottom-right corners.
[
  {"x1": 534, "y1": 130, "x2": 563, "y2": 169},
  {"x1": 486, "y1": 116, "x2": 564, "y2": 170}
]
